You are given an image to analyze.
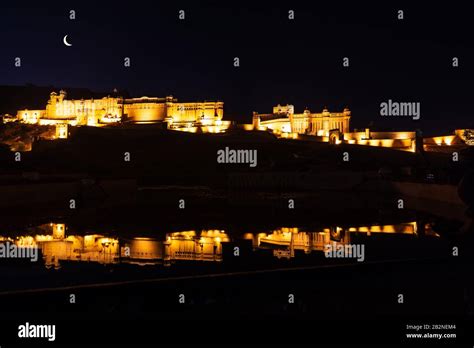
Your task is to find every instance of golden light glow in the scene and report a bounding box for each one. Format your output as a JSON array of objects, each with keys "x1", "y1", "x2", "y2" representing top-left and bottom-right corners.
[
  {"x1": 0, "y1": 222, "x2": 438, "y2": 266},
  {"x1": 251, "y1": 221, "x2": 427, "y2": 259},
  {"x1": 8, "y1": 91, "x2": 471, "y2": 153},
  {"x1": 0, "y1": 224, "x2": 231, "y2": 266},
  {"x1": 431, "y1": 135, "x2": 455, "y2": 146},
  {"x1": 12, "y1": 90, "x2": 228, "y2": 135},
  {"x1": 241, "y1": 124, "x2": 255, "y2": 131},
  {"x1": 255, "y1": 106, "x2": 350, "y2": 137},
  {"x1": 347, "y1": 222, "x2": 417, "y2": 234}
]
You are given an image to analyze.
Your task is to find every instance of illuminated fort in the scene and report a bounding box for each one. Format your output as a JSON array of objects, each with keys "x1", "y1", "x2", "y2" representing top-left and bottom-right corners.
[
  {"x1": 252, "y1": 104, "x2": 351, "y2": 137},
  {"x1": 251, "y1": 104, "x2": 471, "y2": 151},
  {"x1": 13, "y1": 90, "x2": 229, "y2": 133},
  {"x1": 3, "y1": 91, "x2": 473, "y2": 151}
]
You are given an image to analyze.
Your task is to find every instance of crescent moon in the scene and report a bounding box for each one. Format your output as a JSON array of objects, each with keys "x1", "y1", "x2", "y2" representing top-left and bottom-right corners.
[{"x1": 63, "y1": 35, "x2": 72, "y2": 47}]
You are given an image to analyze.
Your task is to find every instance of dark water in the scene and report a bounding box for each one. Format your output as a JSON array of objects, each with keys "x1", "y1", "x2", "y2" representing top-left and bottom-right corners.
[
  {"x1": 0, "y1": 216, "x2": 460, "y2": 290},
  {"x1": 0, "y1": 210, "x2": 472, "y2": 345}
]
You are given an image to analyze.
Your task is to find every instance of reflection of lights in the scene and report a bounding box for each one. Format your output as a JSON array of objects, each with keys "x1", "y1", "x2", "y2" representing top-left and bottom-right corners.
[
  {"x1": 432, "y1": 136, "x2": 454, "y2": 146},
  {"x1": 170, "y1": 231, "x2": 196, "y2": 239},
  {"x1": 346, "y1": 222, "x2": 418, "y2": 234},
  {"x1": 35, "y1": 235, "x2": 53, "y2": 242},
  {"x1": 0, "y1": 220, "x2": 441, "y2": 268},
  {"x1": 99, "y1": 237, "x2": 118, "y2": 248}
]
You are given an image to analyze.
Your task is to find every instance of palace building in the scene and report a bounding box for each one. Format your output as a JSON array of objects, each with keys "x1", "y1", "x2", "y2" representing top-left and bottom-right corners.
[
  {"x1": 14, "y1": 90, "x2": 229, "y2": 132},
  {"x1": 7, "y1": 91, "x2": 472, "y2": 152},
  {"x1": 17, "y1": 90, "x2": 122, "y2": 127},
  {"x1": 123, "y1": 95, "x2": 226, "y2": 132},
  {"x1": 252, "y1": 104, "x2": 351, "y2": 137}
]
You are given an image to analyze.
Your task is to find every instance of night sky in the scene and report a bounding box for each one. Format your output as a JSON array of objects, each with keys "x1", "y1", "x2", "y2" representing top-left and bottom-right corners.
[{"x1": 1, "y1": 1, "x2": 473, "y2": 133}]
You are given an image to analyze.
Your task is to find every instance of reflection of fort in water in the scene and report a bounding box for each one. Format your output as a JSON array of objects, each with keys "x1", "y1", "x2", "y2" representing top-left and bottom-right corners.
[
  {"x1": 249, "y1": 223, "x2": 434, "y2": 259},
  {"x1": 0, "y1": 222, "x2": 439, "y2": 268},
  {"x1": 0, "y1": 224, "x2": 229, "y2": 269}
]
